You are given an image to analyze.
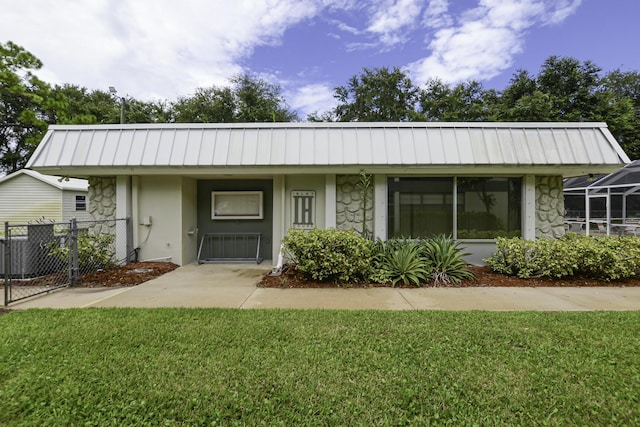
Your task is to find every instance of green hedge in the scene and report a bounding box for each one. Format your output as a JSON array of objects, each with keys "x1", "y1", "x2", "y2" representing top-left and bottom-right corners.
[
  {"x1": 284, "y1": 229, "x2": 473, "y2": 286},
  {"x1": 283, "y1": 228, "x2": 374, "y2": 283},
  {"x1": 485, "y1": 233, "x2": 640, "y2": 280}
]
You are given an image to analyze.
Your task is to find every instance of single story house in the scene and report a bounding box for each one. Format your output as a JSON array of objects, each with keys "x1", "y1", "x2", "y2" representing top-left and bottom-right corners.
[
  {"x1": 0, "y1": 169, "x2": 90, "y2": 226},
  {"x1": 26, "y1": 122, "x2": 630, "y2": 265}
]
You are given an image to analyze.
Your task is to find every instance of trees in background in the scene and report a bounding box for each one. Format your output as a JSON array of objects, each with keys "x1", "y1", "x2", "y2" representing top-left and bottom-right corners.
[
  {"x1": 2, "y1": 39, "x2": 640, "y2": 174},
  {"x1": 0, "y1": 41, "x2": 51, "y2": 174},
  {"x1": 331, "y1": 67, "x2": 421, "y2": 122},
  {"x1": 0, "y1": 41, "x2": 297, "y2": 172},
  {"x1": 171, "y1": 74, "x2": 297, "y2": 123},
  {"x1": 323, "y1": 61, "x2": 640, "y2": 159}
]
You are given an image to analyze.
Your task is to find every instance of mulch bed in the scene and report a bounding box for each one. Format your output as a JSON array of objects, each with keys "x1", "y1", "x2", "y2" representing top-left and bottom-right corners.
[
  {"x1": 6, "y1": 262, "x2": 180, "y2": 289},
  {"x1": 76, "y1": 262, "x2": 179, "y2": 287},
  {"x1": 259, "y1": 265, "x2": 640, "y2": 288}
]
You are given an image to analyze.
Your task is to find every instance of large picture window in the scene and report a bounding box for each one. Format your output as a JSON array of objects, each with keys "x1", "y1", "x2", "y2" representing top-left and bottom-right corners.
[
  {"x1": 456, "y1": 177, "x2": 521, "y2": 239},
  {"x1": 388, "y1": 177, "x2": 454, "y2": 238},
  {"x1": 388, "y1": 177, "x2": 522, "y2": 239}
]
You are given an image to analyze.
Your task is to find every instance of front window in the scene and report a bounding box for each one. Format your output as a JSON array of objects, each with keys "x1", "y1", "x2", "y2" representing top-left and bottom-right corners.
[
  {"x1": 387, "y1": 177, "x2": 521, "y2": 239},
  {"x1": 456, "y1": 177, "x2": 521, "y2": 239},
  {"x1": 388, "y1": 177, "x2": 453, "y2": 238}
]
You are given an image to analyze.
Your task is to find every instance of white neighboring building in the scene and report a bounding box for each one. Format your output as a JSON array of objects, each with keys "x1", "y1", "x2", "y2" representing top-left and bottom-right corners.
[{"x1": 0, "y1": 169, "x2": 90, "y2": 225}]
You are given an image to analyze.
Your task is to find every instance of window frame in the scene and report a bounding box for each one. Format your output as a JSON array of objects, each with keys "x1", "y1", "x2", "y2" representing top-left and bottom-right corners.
[
  {"x1": 387, "y1": 176, "x2": 523, "y2": 240},
  {"x1": 75, "y1": 195, "x2": 87, "y2": 212},
  {"x1": 211, "y1": 191, "x2": 264, "y2": 220}
]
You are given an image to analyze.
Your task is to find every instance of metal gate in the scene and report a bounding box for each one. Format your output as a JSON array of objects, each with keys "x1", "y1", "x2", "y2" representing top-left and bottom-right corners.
[{"x1": 2, "y1": 218, "x2": 132, "y2": 305}]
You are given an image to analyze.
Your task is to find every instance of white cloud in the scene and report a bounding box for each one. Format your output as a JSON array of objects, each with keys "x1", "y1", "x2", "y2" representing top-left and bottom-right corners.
[
  {"x1": 287, "y1": 83, "x2": 337, "y2": 118},
  {"x1": 0, "y1": 0, "x2": 326, "y2": 100},
  {"x1": 543, "y1": 0, "x2": 583, "y2": 24},
  {"x1": 423, "y1": 0, "x2": 452, "y2": 29},
  {"x1": 0, "y1": 0, "x2": 585, "y2": 114},
  {"x1": 365, "y1": 0, "x2": 424, "y2": 47},
  {"x1": 408, "y1": 0, "x2": 582, "y2": 85}
]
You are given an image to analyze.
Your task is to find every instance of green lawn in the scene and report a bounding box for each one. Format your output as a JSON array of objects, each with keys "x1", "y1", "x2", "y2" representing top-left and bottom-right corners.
[{"x1": 1, "y1": 309, "x2": 639, "y2": 425}]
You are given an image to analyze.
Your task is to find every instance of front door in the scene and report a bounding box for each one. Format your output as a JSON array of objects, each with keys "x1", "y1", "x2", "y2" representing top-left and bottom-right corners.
[{"x1": 197, "y1": 179, "x2": 273, "y2": 261}]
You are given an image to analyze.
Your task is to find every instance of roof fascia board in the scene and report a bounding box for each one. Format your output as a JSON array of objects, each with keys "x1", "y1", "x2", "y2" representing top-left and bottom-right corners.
[{"x1": 30, "y1": 164, "x2": 621, "y2": 178}]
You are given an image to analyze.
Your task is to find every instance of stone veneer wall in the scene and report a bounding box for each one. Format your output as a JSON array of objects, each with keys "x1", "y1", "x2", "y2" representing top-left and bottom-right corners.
[
  {"x1": 535, "y1": 176, "x2": 565, "y2": 239},
  {"x1": 88, "y1": 177, "x2": 116, "y2": 234},
  {"x1": 336, "y1": 175, "x2": 374, "y2": 237}
]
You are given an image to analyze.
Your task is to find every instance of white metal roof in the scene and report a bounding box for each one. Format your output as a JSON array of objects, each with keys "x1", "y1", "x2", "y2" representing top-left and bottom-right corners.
[
  {"x1": 26, "y1": 122, "x2": 630, "y2": 175},
  {"x1": 0, "y1": 169, "x2": 88, "y2": 191}
]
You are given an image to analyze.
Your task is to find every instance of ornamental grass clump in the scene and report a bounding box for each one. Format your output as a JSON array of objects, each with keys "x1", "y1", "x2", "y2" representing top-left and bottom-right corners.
[
  {"x1": 371, "y1": 239, "x2": 431, "y2": 287},
  {"x1": 420, "y1": 235, "x2": 475, "y2": 286},
  {"x1": 371, "y1": 236, "x2": 474, "y2": 287}
]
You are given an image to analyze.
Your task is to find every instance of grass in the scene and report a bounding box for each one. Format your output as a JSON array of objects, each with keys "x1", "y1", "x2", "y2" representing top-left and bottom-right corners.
[{"x1": 1, "y1": 309, "x2": 639, "y2": 425}]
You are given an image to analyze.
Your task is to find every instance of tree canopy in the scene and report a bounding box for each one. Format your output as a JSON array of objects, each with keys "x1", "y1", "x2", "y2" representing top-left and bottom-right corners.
[
  {"x1": 171, "y1": 74, "x2": 297, "y2": 123},
  {"x1": 321, "y1": 63, "x2": 640, "y2": 159},
  {"x1": 331, "y1": 67, "x2": 420, "y2": 122},
  {"x1": 2, "y1": 39, "x2": 640, "y2": 175},
  {"x1": 0, "y1": 41, "x2": 50, "y2": 174}
]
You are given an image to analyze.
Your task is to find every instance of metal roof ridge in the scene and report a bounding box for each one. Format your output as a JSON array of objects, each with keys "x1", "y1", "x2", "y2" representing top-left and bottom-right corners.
[{"x1": 45, "y1": 121, "x2": 612, "y2": 130}]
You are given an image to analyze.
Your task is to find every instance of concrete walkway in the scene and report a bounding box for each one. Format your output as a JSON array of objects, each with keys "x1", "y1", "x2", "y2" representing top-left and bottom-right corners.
[{"x1": 9, "y1": 263, "x2": 640, "y2": 311}]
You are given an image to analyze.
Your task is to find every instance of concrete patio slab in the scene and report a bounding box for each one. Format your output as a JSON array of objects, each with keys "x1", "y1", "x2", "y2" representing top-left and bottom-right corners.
[{"x1": 88, "y1": 263, "x2": 270, "y2": 308}]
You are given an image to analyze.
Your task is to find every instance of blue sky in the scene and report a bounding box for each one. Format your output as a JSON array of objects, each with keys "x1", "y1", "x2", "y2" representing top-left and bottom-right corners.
[{"x1": 1, "y1": 0, "x2": 639, "y2": 118}]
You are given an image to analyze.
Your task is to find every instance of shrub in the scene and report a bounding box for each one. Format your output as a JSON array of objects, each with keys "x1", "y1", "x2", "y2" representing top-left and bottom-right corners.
[
  {"x1": 485, "y1": 237, "x2": 538, "y2": 278},
  {"x1": 48, "y1": 232, "x2": 117, "y2": 274},
  {"x1": 372, "y1": 239, "x2": 431, "y2": 287},
  {"x1": 420, "y1": 235, "x2": 475, "y2": 286},
  {"x1": 485, "y1": 234, "x2": 640, "y2": 281},
  {"x1": 283, "y1": 228, "x2": 374, "y2": 283}
]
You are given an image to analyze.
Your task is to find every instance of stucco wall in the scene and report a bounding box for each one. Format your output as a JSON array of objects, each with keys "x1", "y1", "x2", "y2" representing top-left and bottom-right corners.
[
  {"x1": 336, "y1": 174, "x2": 374, "y2": 237},
  {"x1": 88, "y1": 177, "x2": 116, "y2": 234},
  {"x1": 137, "y1": 176, "x2": 183, "y2": 264},
  {"x1": 535, "y1": 176, "x2": 565, "y2": 239},
  {"x1": 181, "y1": 178, "x2": 198, "y2": 265}
]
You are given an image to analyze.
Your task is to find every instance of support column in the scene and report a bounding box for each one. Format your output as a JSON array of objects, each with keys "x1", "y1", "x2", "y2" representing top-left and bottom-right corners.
[
  {"x1": 116, "y1": 176, "x2": 132, "y2": 262},
  {"x1": 272, "y1": 175, "x2": 286, "y2": 265},
  {"x1": 374, "y1": 174, "x2": 387, "y2": 240},
  {"x1": 325, "y1": 174, "x2": 336, "y2": 229},
  {"x1": 522, "y1": 175, "x2": 536, "y2": 240}
]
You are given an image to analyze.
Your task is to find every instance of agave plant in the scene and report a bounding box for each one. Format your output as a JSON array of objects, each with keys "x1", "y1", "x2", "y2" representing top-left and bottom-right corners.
[
  {"x1": 421, "y1": 235, "x2": 475, "y2": 286},
  {"x1": 376, "y1": 241, "x2": 431, "y2": 287}
]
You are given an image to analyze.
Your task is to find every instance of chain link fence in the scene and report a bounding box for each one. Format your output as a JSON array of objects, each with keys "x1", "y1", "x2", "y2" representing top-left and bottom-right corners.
[{"x1": 2, "y1": 218, "x2": 132, "y2": 305}]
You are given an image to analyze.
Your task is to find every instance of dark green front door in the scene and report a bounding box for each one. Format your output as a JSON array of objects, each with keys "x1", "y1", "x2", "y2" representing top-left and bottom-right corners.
[{"x1": 197, "y1": 179, "x2": 273, "y2": 261}]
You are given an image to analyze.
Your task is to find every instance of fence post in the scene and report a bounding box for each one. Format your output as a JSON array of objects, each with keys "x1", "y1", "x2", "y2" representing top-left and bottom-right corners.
[
  {"x1": 126, "y1": 217, "x2": 133, "y2": 264},
  {"x1": 69, "y1": 218, "x2": 79, "y2": 285},
  {"x1": 3, "y1": 222, "x2": 9, "y2": 306}
]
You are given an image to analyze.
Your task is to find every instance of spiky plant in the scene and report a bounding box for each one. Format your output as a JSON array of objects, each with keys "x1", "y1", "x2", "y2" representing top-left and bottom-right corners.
[
  {"x1": 377, "y1": 241, "x2": 431, "y2": 287},
  {"x1": 421, "y1": 235, "x2": 475, "y2": 286}
]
